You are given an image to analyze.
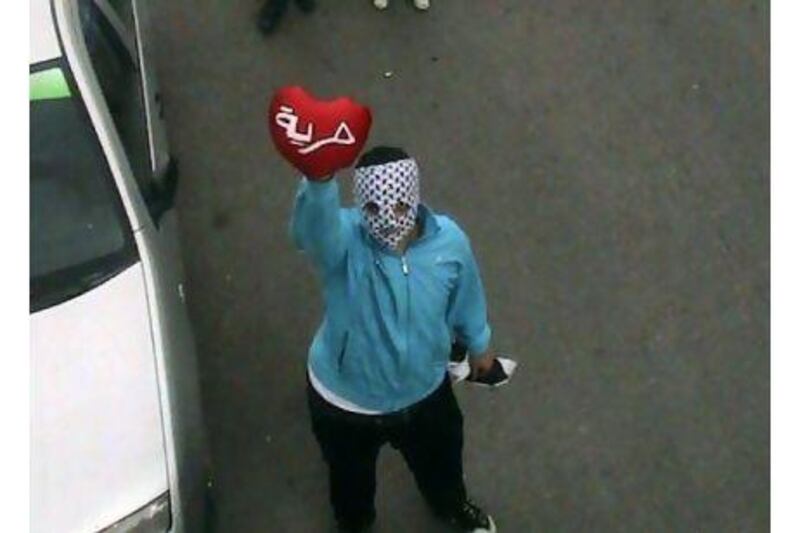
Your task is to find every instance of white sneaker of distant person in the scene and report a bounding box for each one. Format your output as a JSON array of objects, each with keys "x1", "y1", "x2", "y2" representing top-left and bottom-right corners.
[{"x1": 372, "y1": 0, "x2": 430, "y2": 10}]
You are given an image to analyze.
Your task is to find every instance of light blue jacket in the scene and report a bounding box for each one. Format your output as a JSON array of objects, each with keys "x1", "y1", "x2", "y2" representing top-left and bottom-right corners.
[{"x1": 290, "y1": 177, "x2": 491, "y2": 412}]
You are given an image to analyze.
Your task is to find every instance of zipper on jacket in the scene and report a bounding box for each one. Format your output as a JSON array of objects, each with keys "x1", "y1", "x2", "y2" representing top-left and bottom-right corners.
[{"x1": 401, "y1": 255, "x2": 409, "y2": 275}]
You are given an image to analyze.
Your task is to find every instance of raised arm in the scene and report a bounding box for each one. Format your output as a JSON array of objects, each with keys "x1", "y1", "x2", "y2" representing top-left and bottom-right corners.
[{"x1": 289, "y1": 176, "x2": 348, "y2": 274}]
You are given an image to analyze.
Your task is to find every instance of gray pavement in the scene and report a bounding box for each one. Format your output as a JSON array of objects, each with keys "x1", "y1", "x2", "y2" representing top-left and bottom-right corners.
[{"x1": 150, "y1": 1, "x2": 769, "y2": 531}]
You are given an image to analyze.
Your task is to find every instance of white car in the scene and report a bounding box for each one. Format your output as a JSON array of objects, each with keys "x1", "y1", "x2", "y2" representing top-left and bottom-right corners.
[{"x1": 30, "y1": 0, "x2": 212, "y2": 531}]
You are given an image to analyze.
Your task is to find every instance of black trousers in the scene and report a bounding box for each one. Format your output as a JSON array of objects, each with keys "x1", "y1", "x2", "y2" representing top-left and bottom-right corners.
[{"x1": 307, "y1": 374, "x2": 468, "y2": 531}]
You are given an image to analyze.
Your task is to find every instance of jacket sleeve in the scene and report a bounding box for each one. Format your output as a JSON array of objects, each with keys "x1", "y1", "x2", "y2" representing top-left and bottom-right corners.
[
  {"x1": 447, "y1": 235, "x2": 492, "y2": 358},
  {"x1": 289, "y1": 177, "x2": 348, "y2": 274}
]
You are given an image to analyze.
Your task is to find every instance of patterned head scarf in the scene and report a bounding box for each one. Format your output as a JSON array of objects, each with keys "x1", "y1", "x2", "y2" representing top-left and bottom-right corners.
[{"x1": 353, "y1": 158, "x2": 420, "y2": 250}]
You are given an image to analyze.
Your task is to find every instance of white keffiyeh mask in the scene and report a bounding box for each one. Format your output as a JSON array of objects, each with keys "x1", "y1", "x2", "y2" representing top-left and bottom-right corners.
[{"x1": 353, "y1": 158, "x2": 421, "y2": 250}]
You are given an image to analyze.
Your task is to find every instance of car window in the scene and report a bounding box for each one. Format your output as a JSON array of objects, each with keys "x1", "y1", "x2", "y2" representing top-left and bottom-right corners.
[
  {"x1": 30, "y1": 63, "x2": 137, "y2": 312},
  {"x1": 78, "y1": 0, "x2": 153, "y2": 203}
]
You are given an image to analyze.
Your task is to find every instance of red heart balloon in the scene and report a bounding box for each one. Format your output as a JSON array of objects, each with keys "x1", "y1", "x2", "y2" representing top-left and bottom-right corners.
[{"x1": 268, "y1": 86, "x2": 372, "y2": 179}]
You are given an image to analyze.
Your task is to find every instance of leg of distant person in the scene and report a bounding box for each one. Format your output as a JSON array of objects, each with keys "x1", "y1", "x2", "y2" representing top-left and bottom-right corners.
[
  {"x1": 258, "y1": 0, "x2": 290, "y2": 35},
  {"x1": 295, "y1": 0, "x2": 316, "y2": 14}
]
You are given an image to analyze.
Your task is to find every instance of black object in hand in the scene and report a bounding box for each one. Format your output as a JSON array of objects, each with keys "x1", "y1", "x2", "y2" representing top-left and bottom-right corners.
[{"x1": 467, "y1": 358, "x2": 509, "y2": 386}]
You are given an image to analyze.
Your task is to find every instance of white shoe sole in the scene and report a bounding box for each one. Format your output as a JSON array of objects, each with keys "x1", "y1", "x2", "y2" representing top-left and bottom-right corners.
[
  {"x1": 472, "y1": 515, "x2": 497, "y2": 533},
  {"x1": 483, "y1": 515, "x2": 498, "y2": 533}
]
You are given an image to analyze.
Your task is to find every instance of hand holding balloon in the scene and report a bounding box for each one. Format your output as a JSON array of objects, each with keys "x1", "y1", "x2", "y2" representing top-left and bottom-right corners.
[{"x1": 268, "y1": 86, "x2": 372, "y2": 180}]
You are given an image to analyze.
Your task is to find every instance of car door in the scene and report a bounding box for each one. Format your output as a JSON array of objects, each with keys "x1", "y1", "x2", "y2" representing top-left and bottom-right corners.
[
  {"x1": 73, "y1": 1, "x2": 211, "y2": 530},
  {"x1": 101, "y1": 0, "x2": 171, "y2": 176}
]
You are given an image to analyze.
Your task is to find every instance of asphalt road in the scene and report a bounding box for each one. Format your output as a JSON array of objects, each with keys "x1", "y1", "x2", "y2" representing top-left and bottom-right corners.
[{"x1": 150, "y1": 1, "x2": 769, "y2": 531}]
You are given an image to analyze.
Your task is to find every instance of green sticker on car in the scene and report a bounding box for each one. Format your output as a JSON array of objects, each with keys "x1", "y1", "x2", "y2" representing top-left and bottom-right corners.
[{"x1": 30, "y1": 68, "x2": 71, "y2": 101}]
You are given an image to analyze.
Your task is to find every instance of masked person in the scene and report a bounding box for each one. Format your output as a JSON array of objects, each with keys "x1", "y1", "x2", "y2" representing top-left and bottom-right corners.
[{"x1": 290, "y1": 146, "x2": 498, "y2": 532}]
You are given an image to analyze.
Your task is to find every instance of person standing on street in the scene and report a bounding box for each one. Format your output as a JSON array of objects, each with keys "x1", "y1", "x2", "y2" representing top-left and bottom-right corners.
[{"x1": 290, "y1": 145, "x2": 498, "y2": 532}]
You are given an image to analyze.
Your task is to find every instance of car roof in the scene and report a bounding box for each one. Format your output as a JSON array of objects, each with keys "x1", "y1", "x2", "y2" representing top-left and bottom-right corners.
[{"x1": 31, "y1": 0, "x2": 61, "y2": 65}]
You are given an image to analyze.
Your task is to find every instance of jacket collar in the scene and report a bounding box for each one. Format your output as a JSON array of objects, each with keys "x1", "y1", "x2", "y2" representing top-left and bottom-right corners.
[{"x1": 416, "y1": 204, "x2": 441, "y2": 240}]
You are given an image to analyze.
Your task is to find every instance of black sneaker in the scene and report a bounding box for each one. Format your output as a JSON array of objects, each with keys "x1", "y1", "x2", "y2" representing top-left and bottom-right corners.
[
  {"x1": 295, "y1": 0, "x2": 316, "y2": 13},
  {"x1": 337, "y1": 521, "x2": 375, "y2": 533},
  {"x1": 257, "y1": 0, "x2": 288, "y2": 35},
  {"x1": 446, "y1": 499, "x2": 497, "y2": 532},
  {"x1": 336, "y1": 510, "x2": 376, "y2": 533}
]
